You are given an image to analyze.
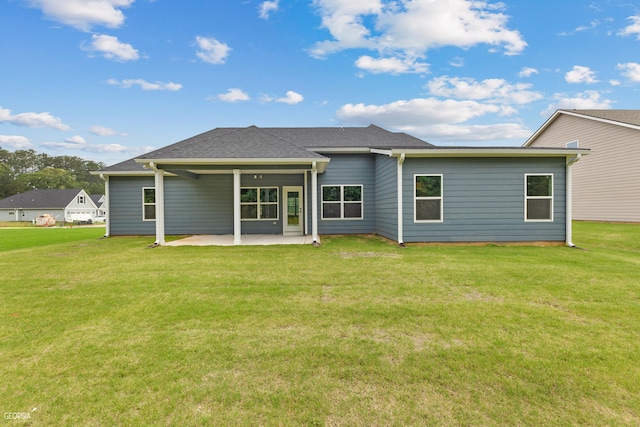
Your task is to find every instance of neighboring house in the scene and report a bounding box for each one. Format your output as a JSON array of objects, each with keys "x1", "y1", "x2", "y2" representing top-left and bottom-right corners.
[
  {"x1": 90, "y1": 194, "x2": 107, "y2": 217},
  {"x1": 0, "y1": 189, "x2": 101, "y2": 223},
  {"x1": 95, "y1": 125, "x2": 588, "y2": 246},
  {"x1": 524, "y1": 109, "x2": 640, "y2": 222}
]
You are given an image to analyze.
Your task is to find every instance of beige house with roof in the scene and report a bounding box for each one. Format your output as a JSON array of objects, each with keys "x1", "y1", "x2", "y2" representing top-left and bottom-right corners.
[{"x1": 524, "y1": 109, "x2": 640, "y2": 222}]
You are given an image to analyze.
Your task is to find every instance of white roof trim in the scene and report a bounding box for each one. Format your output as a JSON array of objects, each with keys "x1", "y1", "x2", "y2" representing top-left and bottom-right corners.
[{"x1": 374, "y1": 147, "x2": 589, "y2": 158}]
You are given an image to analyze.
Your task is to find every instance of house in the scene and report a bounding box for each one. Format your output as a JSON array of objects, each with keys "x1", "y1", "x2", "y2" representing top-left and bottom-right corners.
[
  {"x1": 524, "y1": 109, "x2": 640, "y2": 222},
  {"x1": 90, "y1": 194, "x2": 107, "y2": 217},
  {"x1": 0, "y1": 189, "x2": 101, "y2": 223},
  {"x1": 95, "y1": 125, "x2": 589, "y2": 246}
]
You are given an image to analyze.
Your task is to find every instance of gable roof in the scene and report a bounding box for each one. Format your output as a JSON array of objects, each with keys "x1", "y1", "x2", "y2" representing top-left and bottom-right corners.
[
  {"x1": 524, "y1": 109, "x2": 640, "y2": 147},
  {"x1": 0, "y1": 189, "x2": 84, "y2": 209}
]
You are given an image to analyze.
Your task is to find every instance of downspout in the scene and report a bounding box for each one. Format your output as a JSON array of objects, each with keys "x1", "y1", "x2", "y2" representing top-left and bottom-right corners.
[
  {"x1": 99, "y1": 174, "x2": 110, "y2": 237},
  {"x1": 311, "y1": 161, "x2": 319, "y2": 246},
  {"x1": 397, "y1": 153, "x2": 406, "y2": 247},
  {"x1": 565, "y1": 154, "x2": 582, "y2": 247},
  {"x1": 149, "y1": 162, "x2": 166, "y2": 246}
]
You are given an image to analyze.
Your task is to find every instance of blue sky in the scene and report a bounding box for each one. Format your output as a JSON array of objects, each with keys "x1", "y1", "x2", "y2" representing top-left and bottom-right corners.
[{"x1": 1, "y1": 0, "x2": 639, "y2": 165}]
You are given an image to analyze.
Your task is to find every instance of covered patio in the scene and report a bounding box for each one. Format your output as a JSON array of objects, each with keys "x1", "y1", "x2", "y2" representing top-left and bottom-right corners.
[{"x1": 165, "y1": 234, "x2": 319, "y2": 247}]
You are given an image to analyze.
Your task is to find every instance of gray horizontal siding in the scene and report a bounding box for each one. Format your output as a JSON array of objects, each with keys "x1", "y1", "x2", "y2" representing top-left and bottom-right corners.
[
  {"x1": 316, "y1": 154, "x2": 376, "y2": 234},
  {"x1": 109, "y1": 176, "x2": 156, "y2": 235},
  {"x1": 401, "y1": 157, "x2": 567, "y2": 242},
  {"x1": 374, "y1": 155, "x2": 398, "y2": 241}
]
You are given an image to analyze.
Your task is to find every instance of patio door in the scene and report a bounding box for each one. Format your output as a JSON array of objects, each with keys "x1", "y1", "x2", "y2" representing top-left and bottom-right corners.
[{"x1": 283, "y1": 186, "x2": 303, "y2": 235}]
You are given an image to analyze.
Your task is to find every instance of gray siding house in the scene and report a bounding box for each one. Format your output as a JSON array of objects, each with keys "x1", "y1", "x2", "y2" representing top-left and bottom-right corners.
[
  {"x1": 96, "y1": 125, "x2": 588, "y2": 245},
  {"x1": 0, "y1": 189, "x2": 100, "y2": 223},
  {"x1": 524, "y1": 109, "x2": 640, "y2": 222}
]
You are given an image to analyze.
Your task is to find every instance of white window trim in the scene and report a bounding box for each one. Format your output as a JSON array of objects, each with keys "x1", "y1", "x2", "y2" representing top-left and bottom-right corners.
[
  {"x1": 524, "y1": 173, "x2": 554, "y2": 222},
  {"x1": 321, "y1": 184, "x2": 364, "y2": 220},
  {"x1": 414, "y1": 174, "x2": 444, "y2": 223},
  {"x1": 241, "y1": 187, "x2": 280, "y2": 221},
  {"x1": 142, "y1": 187, "x2": 156, "y2": 222}
]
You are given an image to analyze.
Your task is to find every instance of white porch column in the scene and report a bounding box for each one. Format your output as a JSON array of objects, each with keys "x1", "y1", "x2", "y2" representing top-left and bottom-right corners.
[
  {"x1": 101, "y1": 174, "x2": 110, "y2": 237},
  {"x1": 153, "y1": 164, "x2": 166, "y2": 246},
  {"x1": 311, "y1": 162, "x2": 319, "y2": 244},
  {"x1": 565, "y1": 155, "x2": 580, "y2": 247},
  {"x1": 233, "y1": 169, "x2": 242, "y2": 245},
  {"x1": 397, "y1": 153, "x2": 406, "y2": 246}
]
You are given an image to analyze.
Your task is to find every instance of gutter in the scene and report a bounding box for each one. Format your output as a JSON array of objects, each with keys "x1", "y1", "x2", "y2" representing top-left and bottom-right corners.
[{"x1": 565, "y1": 153, "x2": 582, "y2": 247}]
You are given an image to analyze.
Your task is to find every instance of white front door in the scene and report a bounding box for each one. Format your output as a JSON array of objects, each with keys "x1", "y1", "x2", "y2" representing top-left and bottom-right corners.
[{"x1": 283, "y1": 186, "x2": 304, "y2": 235}]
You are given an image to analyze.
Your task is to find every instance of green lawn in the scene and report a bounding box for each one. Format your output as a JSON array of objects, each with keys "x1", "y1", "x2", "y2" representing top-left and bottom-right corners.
[{"x1": 1, "y1": 223, "x2": 639, "y2": 426}]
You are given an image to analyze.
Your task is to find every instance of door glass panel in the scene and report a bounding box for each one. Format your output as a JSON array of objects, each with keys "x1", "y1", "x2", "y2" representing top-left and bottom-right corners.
[{"x1": 287, "y1": 191, "x2": 300, "y2": 226}]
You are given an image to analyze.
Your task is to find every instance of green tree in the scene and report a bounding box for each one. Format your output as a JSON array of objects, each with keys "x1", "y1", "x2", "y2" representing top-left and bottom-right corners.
[{"x1": 17, "y1": 167, "x2": 79, "y2": 190}]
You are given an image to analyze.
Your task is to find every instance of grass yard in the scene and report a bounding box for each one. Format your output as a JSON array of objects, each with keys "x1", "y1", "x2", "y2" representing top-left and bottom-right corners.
[{"x1": 1, "y1": 222, "x2": 639, "y2": 426}]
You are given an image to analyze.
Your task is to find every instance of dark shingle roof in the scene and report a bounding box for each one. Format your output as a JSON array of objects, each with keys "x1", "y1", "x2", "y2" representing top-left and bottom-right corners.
[
  {"x1": 0, "y1": 189, "x2": 83, "y2": 209},
  {"x1": 560, "y1": 109, "x2": 640, "y2": 127},
  {"x1": 98, "y1": 125, "x2": 434, "y2": 173}
]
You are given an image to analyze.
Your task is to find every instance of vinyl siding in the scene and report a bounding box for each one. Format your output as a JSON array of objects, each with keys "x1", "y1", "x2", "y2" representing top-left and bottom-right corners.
[
  {"x1": 374, "y1": 155, "x2": 398, "y2": 241},
  {"x1": 109, "y1": 176, "x2": 156, "y2": 235},
  {"x1": 316, "y1": 154, "x2": 376, "y2": 234},
  {"x1": 528, "y1": 114, "x2": 640, "y2": 222},
  {"x1": 401, "y1": 157, "x2": 567, "y2": 242}
]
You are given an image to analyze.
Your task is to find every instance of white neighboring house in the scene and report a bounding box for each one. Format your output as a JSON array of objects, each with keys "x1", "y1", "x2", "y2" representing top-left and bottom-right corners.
[{"x1": 0, "y1": 189, "x2": 102, "y2": 223}]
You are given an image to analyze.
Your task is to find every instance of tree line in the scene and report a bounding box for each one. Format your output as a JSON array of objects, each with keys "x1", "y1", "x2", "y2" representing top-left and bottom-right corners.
[{"x1": 0, "y1": 147, "x2": 106, "y2": 199}]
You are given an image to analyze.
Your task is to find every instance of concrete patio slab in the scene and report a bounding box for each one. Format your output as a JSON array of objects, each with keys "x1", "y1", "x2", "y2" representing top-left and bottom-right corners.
[{"x1": 165, "y1": 234, "x2": 317, "y2": 247}]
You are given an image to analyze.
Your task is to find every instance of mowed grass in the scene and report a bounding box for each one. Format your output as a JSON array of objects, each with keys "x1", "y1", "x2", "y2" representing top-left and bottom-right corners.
[{"x1": 1, "y1": 222, "x2": 639, "y2": 426}]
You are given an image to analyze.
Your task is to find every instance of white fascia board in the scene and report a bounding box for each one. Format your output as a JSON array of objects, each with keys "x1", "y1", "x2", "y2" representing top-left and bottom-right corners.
[
  {"x1": 382, "y1": 148, "x2": 590, "y2": 158},
  {"x1": 135, "y1": 158, "x2": 330, "y2": 172},
  {"x1": 557, "y1": 110, "x2": 640, "y2": 132},
  {"x1": 308, "y1": 147, "x2": 372, "y2": 153}
]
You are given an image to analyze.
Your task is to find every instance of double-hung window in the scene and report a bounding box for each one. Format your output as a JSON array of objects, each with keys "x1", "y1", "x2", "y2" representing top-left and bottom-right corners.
[
  {"x1": 415, "y1": 175, "x2": 443, "y2": 222},
  {"x1": 525, "y1": 174, "x2": 553, "y2": 221},
  {"x1": 241, "y1": 187, "x2": 279, "y2": 220},
  {"x1": 142, "y1": 187, "x2": 156, "y2": 221},
  {"x1": 321, "y1": 185, "x2": 363, "y2": 219}
]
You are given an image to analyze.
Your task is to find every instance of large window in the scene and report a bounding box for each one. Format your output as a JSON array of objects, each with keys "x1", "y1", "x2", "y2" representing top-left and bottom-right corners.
[
  {"x1": 525, "y1": 174, "x2": 553, "y2": 221},
  {"x1": 415, "y1": 175, "x2": 443, "y2": 222},
  {"x1": 321, "y1": 185, "x2": 363, "y2": 220},
  {"x1": 241, "y1": 187, "x2": 279, "y2": 220},
  {"x1": 142, "y1": 187, "x2": 155, "y2": 221}
]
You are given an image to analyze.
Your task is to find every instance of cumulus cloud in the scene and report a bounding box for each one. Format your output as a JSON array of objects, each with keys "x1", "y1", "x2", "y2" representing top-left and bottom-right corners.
[
  {"x1": 195, "y1": 36, "x2": 231, "y2": 64},
  {"x1": 619, "y1": 16, "x2": 640, "y2": 40},
  {"x1": 85, "y1": 34, "x2": 139, "y2": 61},
  {"x1": 426, "y1": 76, "x2": 543, "y2": 105},
  {"x1": 336, "y1": 97, "x2": 529, "y2": 143},
  {"x1": 107, "y1": 78, "x2": 183, "y2": 91},
  {"x1": 216, "y1": 88, "x2": 250, "y2": 102},
  {"x1": 25, "y1": 0, "x2": 134, "y2": 31},
  {"x1": 0, "y1": 135, "x2": 33, "y2": 149},
  {"x1": 0, "y1": 106, "x2": 70, "y2": 131},
  {"x1": 310, "y1": 0, "x2": 526, "y2": 74},
  {"x1": 541, "y1": 90, "x2": 613, "y2": 117},
  {"x1": 90, "y1": 125, "x2": 124, "y2": 136},
  {"x1": 355, "y1": 55, "x2": 428, "y2": 74},
  {"x1": 565, "y1": 65, "x2": 598, "y2": 84},
  {"x1": 617, "y1": 62, "x2": 640, "y2": 82},
  {"x1": 519, "y1": 67, "x2": 538, "y2": 78},
  {"x1": 276, "y1": 91, "x2": 304, "y2": 104},
  {"x1": 259, "y1": 0, "x2": 279, "y2": 20}
]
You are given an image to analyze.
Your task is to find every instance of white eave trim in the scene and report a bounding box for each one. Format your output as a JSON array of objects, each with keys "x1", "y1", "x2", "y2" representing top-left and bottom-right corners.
[
  {"x1": 372, "y1": 148, "x2": 590, "y2": 158},
  {"x1": 134, "y1": 157, "x2": 329, "y2": 172}
]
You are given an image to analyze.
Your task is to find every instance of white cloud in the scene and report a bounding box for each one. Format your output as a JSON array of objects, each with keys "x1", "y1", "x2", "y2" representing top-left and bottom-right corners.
[
  {"x1": 259, "y1": 0, "x2": 279, "y2": 20},
  {"x1": 617, "y1": 62, "x2": 640, "y2": 82},
  {"x1": 519, "y1": 67, "x2": 538, "y2": 78},
  {"x1": 355, "y1": 55, "x2": 428, "y2": 74},
  {"x1": 65, "y1": 135, "x2": 86, "y2": 145},
  {"x1": 619, "y1": 16, "x2": 640, "y2": 40},
  {"x1": 25, "y1": 0, "x2": 134, "y2": 31},
  {"x1": 107, "y1": 78, "x2": 183, "y2": 91},
  {"x1": 0, "y1": 106, "x2": 70, "y2": 131},
  {"x1": 276, "y1": 91, "x2": 304, "y2": 104},
  {"x1": 310, "y1": 0, "x2": 526, "y2": 71},
  {"x1": 195, "y1": 36, "x2": 231, "y2": 64},
  {"x1": 85, "y1": 34, "x2": 139, "y2": 61},
  {"x1": 89, "y1": 125, "x2": 122, "y2": 136},
  {"x1": 426, "y1": 76, "x2": 543, "y2": 105},
  {"x1": 541, "y1": 90, "x2": 613, "y2": 117},
  {"x1": 216, "y1": 88, "x2": 250, "y2": 103},
  {"x1": 0, "y1": 135, "x2": 33, "y2": 149},
  {"x1": 336, "y1": 97, "x2": 530, "y2": 143},
  {"x1": 42, "y1": 137, "x2": 153, "y2": 154},
  {"x1": 565, "y1": 65, "x2": 598, "y2": 84}
]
